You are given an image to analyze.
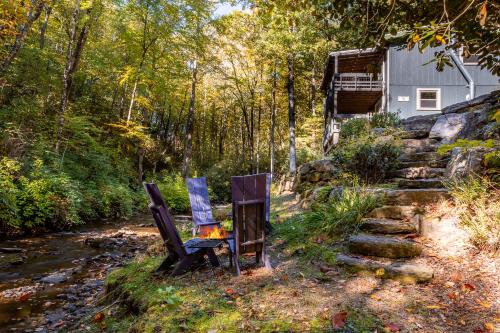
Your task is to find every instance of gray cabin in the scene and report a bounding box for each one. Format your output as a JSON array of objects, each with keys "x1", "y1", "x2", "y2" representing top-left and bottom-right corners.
[{"x1": 320, "y1": 45, "x2": 500, "y2": 152}]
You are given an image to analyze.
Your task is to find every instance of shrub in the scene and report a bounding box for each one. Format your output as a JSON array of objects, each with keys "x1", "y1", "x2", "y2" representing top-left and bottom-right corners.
[
  {"x1": 446, "y1": 176, "x2": 500, "y2": 251},
  {"x1": 99, "y1": 183, "x2": 135, "y2": 218},
  {"x1": 155, "y1": 174, "x2": 190, "y2": 214},
  {"x1": 330, "y1": 139, "x2": 401, "y2": 183},
  {"x1": 303, "y1": 186, "x2": 381, "y2": 237},
  {"x1": 370, "y1": 111, "x2": 401, "y2": 129},
  {"x1": 340, "y1": 118, "x2": 370, "y2": 140},
  {"x1": 0, "y1": 157, "x2": 21, "y2": 229},
  {"x1": 17, "y1": 159, "x2": 83, "y2": 230}
]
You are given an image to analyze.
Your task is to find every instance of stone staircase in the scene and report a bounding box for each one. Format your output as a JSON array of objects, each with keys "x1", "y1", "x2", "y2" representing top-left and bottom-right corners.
[{"x1": 336, "y1": 122, "x2": 451, "y2": 283}]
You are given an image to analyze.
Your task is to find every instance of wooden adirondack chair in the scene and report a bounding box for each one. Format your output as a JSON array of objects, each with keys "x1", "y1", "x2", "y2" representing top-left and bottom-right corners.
[
  {"x1": 231, "y1": 174, "x2": 272, "y2": 276},
  {"x1": 143, "y1": 182, "x2": 220, "y2": 276},
  {"x1": 186, "y1": 177, "x2": 220, "y2": 235}
]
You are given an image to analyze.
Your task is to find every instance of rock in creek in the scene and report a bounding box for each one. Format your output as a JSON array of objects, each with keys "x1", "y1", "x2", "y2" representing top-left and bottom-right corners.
[{"x1": 40, "y1": 272, "x2": 70, "y2": 284}]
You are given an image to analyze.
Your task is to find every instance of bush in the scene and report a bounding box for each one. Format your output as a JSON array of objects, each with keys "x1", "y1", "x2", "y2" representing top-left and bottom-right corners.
[
  {"x1": 304, "y1": 186, "x2": 381, "y2": 236},
  {"x1": 99, "y1": 183, "x2": 136, "y2": 218},
  {"x1": 370, "y1": 111, "x2": 401, "y2": 129},
  {"x1": 330, "y1": 138, "x2": 401, "y2": 183},
  {"x1": 0, "y1": 157, "x2": 21, "y2": 229},
  {"x1": 17, "y1": 159, "x2": 83, "y2": 230},
  {"x1": 340, "y1": 118, "x2": 370, "y2": 140},
  {"x1": 155, "y1": 174, "x2": 190, "y2": 214},
  {"x1": 446, "y1": 176, "x2": 500, "y2": 251}
]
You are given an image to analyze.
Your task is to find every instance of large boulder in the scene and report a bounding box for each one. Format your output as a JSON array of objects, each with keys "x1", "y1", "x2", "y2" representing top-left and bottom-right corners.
[
  {"x1": 430, "y1": 90, "x2": 499, "y2": 142},
  {"x1": 446, "y1": 146, "x2": 491, "y2": 178},
  {"x1": 402, "y1": 114, "x2": 440, "y2": 133},
  {"x1": 296, "y1": 159, "x2": 339, "y2": 190},
  {"x1": 429, "y1": 113, "x2": 474, "y2": 143},
  {"x1": 441, "y1": 90, "x2": 500, "y2": 115}
]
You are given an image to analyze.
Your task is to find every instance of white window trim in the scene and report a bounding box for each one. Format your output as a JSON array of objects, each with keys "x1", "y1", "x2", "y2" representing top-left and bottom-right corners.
[
  {"x1": 459, "y1": 47, "x2": 479, "y2": 66},
  {"x1": 416, "y1": 88, "x2": 441, "y2": 111}
]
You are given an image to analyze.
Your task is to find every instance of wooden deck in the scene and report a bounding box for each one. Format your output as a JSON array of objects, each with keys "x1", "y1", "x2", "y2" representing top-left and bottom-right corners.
[{"x1": 335, "y1": 73, "x2": 382, "y2": 91}]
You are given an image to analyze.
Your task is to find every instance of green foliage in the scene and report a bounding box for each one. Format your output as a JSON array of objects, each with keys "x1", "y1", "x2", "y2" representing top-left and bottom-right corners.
[
  {"x1": 204, "y1": 158, "x2": 247, "y2": 204},
  {"x1": 0, "y1": 157, "x2": 21, "y2": 229},
  {"x1": 446, "y1": 176, "x2": 500, "y2": 251},
  {"x1": 330, "y1": 138, "x2": 402, "y2": 183},
  {"x1": 17, "y1": 159, "x2": 82, "y2": 229},
  {"x1": 99, "y1": 184, "x2": 136, "y2": 218},
  {"x1": 437, "y1": 139, "x2": 495, "y2": 156},
  {"x1": 340, "y1": 118, "x2": 370, "y2": 140},
  {"x1": 155, "y1": 174, "x2": 190, "y2": 214},
  {"x1": 484, "y1": 151, "x2": 500, "y2": 181},
  {"x1": 304, "y1": 186, "x2": 381, "y2": 237},
  {"x1": 370, "y1": 111, "x2": 401, "y2": 129}
]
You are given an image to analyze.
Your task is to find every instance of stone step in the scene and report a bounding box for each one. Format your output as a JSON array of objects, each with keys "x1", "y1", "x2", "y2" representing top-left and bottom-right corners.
[
  {"x1": 348, "y1": 234, "x2": 423, "y2": 258},
  {"x1": 336, "y1": 254, "x2": 433, "y2": 283},
  {"x1": 400, "y1": 158, "x2": 449, "y2": 169},
  {"x1": 383, "y1": 188, "x2": 449, "y2": 205},
  {"x1": 360, "y1": 218, "x2": 417, "y2": 234},
  {"x1": 391, "y1": 167, "x2": 446, "y2": 179},
  {"x1": 400, "y1": 151, "x2": 442, "y2": 162},
  {"x1": 396, "y1": 178, "x2": 444, "y2": 189},
  {"x1": 368, "y1": 205, "x2": 418, "y2": 220},
  {"x1": 402, "y1": 138, "x2": 439, "y2": 148},
  {"x1": 399, "y1": 130, "x2": 429, "y2": 139}
]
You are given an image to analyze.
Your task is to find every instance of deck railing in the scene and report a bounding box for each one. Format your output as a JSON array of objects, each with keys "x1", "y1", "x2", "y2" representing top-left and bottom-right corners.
[{"x1": 334, "y1": 73, "x2": 382, "y2": 91}]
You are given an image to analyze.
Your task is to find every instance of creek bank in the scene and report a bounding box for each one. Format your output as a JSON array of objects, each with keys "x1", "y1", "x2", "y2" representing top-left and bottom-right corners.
[{"x1": 0, "y1": 216, "x2": 165, "y2": 332}]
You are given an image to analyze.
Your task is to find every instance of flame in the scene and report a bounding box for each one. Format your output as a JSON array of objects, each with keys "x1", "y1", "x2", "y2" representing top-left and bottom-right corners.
[{"x1": 200, "y1": 225, "x2": 229, "y2": 239}]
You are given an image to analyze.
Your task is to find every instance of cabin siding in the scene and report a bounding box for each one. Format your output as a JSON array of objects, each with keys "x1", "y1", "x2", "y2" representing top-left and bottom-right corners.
[{"x1": 388, "y1": 46, "x2": 499, "y2": 119}]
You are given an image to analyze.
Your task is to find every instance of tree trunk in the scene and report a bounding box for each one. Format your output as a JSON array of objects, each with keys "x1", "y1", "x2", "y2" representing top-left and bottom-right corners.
[
  {"x1": 138, "y1": 147, "x2": 145, "y2": 185},
  {"x1": 126, "y1": 78, "x2": 139, "y2": 125},
  {"x1": 56, "y1": 0, "x2": 90, "y2": 153},
  {"x1": 270, "y1": 64, "x2": 277, "y2": 177},
  {"x1": 287, "y1": 54, "x2": 296, "y2": 174},
  {"x1": 182, "y1": 61, "x2": 197, "y2": 178},
  {"x1": 39, "y1": 0, "x2": 55, "y2": 49},
  {"x1": 0, "y1": 0, "x2": 45, "y2": 73},
  {"x1": 311, "y1": 58, "x2": 316, "y2": 116}
]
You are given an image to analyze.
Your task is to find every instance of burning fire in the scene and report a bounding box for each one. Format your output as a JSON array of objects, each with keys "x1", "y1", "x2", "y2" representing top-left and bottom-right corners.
[{"x1": 200, "y1": 225, "x2": 229, "y2": 239}]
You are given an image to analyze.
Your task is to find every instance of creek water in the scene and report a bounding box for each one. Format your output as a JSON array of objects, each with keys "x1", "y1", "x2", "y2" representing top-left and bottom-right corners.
[{"x1": 0, "y1": 214, "x2": 162, "y2": 332}]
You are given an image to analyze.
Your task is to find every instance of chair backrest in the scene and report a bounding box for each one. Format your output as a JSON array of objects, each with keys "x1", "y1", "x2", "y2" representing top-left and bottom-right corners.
[
  {"x1": 255, "y1": 173, "x2": 271, "y2": 223},
  {"x1": 143, "y1": 182, "x2": 186, "y2": 257},
  {"x1": 186, "y1": 177, "x2": 216, "y2": 227},
  {"x1": 231, "y1": 174, "x2": 269, "y2": 254}
]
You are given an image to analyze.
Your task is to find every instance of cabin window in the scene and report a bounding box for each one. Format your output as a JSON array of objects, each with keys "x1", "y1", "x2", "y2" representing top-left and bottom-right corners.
[{"x1": 416, "y1": 88, "x2": 441, "y2": 111}]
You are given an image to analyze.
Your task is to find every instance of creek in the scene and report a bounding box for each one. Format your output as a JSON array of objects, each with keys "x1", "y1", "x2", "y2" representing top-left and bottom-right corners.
[{"x1": 0, "y1": 214, "x2": 164, "y2": 332}]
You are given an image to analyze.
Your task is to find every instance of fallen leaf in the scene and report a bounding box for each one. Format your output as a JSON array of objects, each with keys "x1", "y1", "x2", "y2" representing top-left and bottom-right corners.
[
  {"x1": 18, "y1": 293, "x2": 31, "y2": 302},
  {"x1": 444, "y1": 281, "x2": 455, "y2": 288},
  {"x1": 477, "y1": 300, "x2": 492, "y2": 308},
  {"x1": 332, "y1": 311, "x2": 347, "y2": 329},
  {"x1": 94, "y1": 312, "x2": 105, "y2": 322},
  {"x1": 447, "y1": 292, "x2": 457, "y2": 300},
  {"x1": 375, "y1": 268, "x2": 385, "y2": 277},
  {"x1": 473, "y1": 328, "x2": 485, "y2": 333},
  {"x1": 370, "y1": 294, "x2": 381, "y2": 301},
  {"x1": 426, "y1": 305, "x2": 442, "y2": 310},
  {"x1": 463, "y1": 283, "x2": 476, "y2": 292},
  {"x1": 484, "y1": 323, "x2": 495, "y2": 332},
  {"x1": 385, "y1": 322, "x2": 403, "y2": 332},
  {"x1": 225, "y1": 288, "x2": 236, "y2": 295}
]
